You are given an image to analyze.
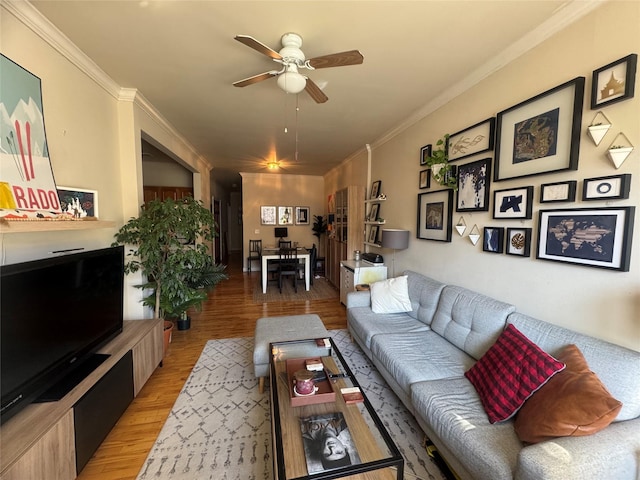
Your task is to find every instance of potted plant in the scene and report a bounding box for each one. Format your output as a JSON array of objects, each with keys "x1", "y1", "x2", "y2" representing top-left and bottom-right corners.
[
  {"x1": 112, "y1": 196, "x2": 228, "y2": 342},
  {"x1": 424, "y1": 134, "x2": 457, "y2": 190},
  {"x1": 312, "y1": 215, "x2": 328, "y2": 255}
]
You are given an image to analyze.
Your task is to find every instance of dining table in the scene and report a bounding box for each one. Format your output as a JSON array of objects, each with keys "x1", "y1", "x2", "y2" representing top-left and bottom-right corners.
[{"x1": 260, "y1": 247, "x2": 310, "y2": 294}]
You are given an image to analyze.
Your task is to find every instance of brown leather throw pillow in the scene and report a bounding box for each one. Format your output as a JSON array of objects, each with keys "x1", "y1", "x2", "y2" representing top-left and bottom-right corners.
[{"x1": 514, "y1": 344, "x2": 622, "y2": 444}]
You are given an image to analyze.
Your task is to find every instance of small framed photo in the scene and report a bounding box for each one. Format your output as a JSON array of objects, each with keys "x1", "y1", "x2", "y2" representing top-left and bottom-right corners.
[
  {"x1": 278, "y1": 206, "x2": 294, "y2": 225},
  {"x1": 260, "y1": 205, "x2": 276, "y2": 225},
  {"x1": 447, "y1": 118, "x2": 495, "y2": 162},
  {"x1": 417, "y1": 189, "x2": 453, "y2": 242},
  {"x1": 368, "y1": 225, "x2": 380, "y2": 244},
  {"x1": 456, "y1": 158, "x2": 491, "y2": 212},
  {"x1": 370, "y1": 180, "x2": 382, "y2": 199},
  {"x1": 57, "y1": 187, "x2": 98, "y2": 218},
  {"x1": 493, "y1": 186, "x2": 533, "y2": 220},
  {"x1": 537, "y1": 207, "x2": 635, "y2": 271},
  {"x1": 591, "y1": 54, "x2": 637, "y2": 109},
  {"x1": 540, "y1": 180, "x2": 577, "y2": 203},
  {"x1": 295, "y1": 206, "x2": 310, "y2": 225},
  {"x1": 506, "y1": 228, "x2": 532, "y2": 257},
  {"x1": 582, "y1": 174, "x2": 632, "y2": 201},
  {"x1": 483, "y1": 227, "x2": 504, "y2": 253},
  {"x1": 419, "y1": 169, "x2": 430, "y2": 189},
  {"x1": 368, "y1": 203, "x2": 380, "y2": 222},
  {"x1": 420, "y1": 144, "x2": 432, "y2": 165}
]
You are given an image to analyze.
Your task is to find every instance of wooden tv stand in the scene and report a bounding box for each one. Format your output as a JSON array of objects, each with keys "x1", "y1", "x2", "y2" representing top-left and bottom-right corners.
[{"x1": 0, "y1": 319, "x2": 163, "y2": 480}]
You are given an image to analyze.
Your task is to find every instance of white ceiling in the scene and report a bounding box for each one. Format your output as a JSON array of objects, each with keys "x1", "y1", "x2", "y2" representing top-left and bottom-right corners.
[{"x1": 30, "y1": 0, "x2": 601, "y2": 189}]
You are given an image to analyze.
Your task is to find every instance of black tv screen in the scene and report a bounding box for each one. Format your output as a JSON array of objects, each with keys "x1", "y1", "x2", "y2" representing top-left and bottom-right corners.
[
  {"x1": 275, "y1": 227, "x2": 288, "y2": 238},
  {"x1": 1, "y1": 246, "x2": 124, "y2": 423}
]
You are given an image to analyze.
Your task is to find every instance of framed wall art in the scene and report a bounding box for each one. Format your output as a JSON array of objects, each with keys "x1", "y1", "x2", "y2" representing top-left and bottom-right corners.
[
  {"x1": 494, "y1": 77, "x2": 584, "y2": 181},
  {"x1": 456, "y1": 158, "x2": 491, "y2": 212},
  {"x1": 419, "y1": 169, "x2": 430, "y2": 189},
  {"x1": 506, "y1": 228, "x2": 532, "y2": 257},
  {"x1": 370, "y1": 180, "x2": 382, "y2": 199},
  {"x1": 540, "y1": 180, "x2": 577, "y2": 203},
  {"x1": 483, "y1": 227, "x2": 504, "y2": 253},
  {"x1": 447, "y1": 118, "x2": 495, "y2": 162},
  {"x1": 57, "y1": 187, "x2": 98, "y2": 218},
  {"x1": 417, "y1": 189, "x2": 453, "y2": 242},
  {"x1": 260, "y1": 205, "x2": 276, "y2": 225},
  {"x1": 591, "y1": 53, "x2": 637, "y2": 109},
  {"x1": 420, "y1": 144, "x2": 432, "y2": 165},
  {"x1": 536, "y1": 206, "x2": 635, "y2": 271},
  {"x1": 582, "y1": 174, "x2": 631, "y2": 201},
  {"x1": 492, "y1": 186, "x2": 533, "y2": 220},
  {"x1": 295, "y1": 206, "x2": 310, "y2": 225},
  {"x1": 368, "y1": 225, "x2": 380, "y2": 244},
  {"x1": 278, "y1": 206, "x2": 294, "y2": 225},
  {"x1": 368, "y1": 202, "x2": 380, "y2": 222}
]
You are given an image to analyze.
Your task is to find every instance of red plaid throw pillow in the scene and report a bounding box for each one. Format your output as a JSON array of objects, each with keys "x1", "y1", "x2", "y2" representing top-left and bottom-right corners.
[{"x1": 465, "y1": 324, "x2": 565, "y2": 423}]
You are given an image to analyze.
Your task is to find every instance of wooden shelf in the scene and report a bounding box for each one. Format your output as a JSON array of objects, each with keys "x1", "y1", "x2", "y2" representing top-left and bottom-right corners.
[
  {"x1": 0, "y1": 220, "x2": 116, "y2": 234},
  {"x1": 364, "y1": 221, "x2": 386, "y2": 225},
  {"x1": 364, "y1": 242, "x2": 382, "y2": 248},
  {"x1": 364, "y1": 197, "x2": 386, "y2": 203}
]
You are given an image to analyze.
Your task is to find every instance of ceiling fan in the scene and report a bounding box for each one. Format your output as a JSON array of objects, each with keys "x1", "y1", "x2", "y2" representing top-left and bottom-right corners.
[{"x1": 233, "y1": 32, "x2": 364, "y2": 103}]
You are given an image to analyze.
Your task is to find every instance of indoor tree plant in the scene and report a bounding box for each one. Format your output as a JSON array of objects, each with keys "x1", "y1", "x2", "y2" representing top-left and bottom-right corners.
[
  {"x1": 312, "y1": 214, "x2": 328, "y2": 255},
  {"x1": 112, "y1": 196, "x2": 227, "y2": 338},
  {"x1": 424, "y1": 134, "x2": 458, "y2": 190}
]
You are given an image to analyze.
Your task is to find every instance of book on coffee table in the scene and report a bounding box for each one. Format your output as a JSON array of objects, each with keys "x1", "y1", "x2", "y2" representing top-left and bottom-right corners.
[{"x1": 299, "y1": 412, "x2": 362, "y2": 474}]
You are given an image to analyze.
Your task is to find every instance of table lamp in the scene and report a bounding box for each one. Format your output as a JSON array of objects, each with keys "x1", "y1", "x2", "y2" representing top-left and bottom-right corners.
[{"x1": 381, "y1": 229, "x2": 410, "y2": 277}]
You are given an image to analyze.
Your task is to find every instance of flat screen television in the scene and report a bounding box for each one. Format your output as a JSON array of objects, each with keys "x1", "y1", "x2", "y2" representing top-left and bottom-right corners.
[
  {"x1": 1, "y1": 246, "x2": 124, "y2": 424},
  {"x1": 274, "y1": 227, "x2": 288, "y2": 239}
]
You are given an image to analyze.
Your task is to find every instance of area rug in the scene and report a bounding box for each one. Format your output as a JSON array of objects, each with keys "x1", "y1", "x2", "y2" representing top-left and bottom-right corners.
[
  {"x1": 252, "y1": 276, "x2": 338, "y2": 304},
  {"x1": 137, "y1": 329, "x2": 448, "y2": 480}
]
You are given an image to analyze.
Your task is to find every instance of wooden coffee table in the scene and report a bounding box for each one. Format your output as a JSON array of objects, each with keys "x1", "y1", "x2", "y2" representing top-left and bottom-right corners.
[{"x1": 269, "y1": 337, "x2": 404, "y2": 480}]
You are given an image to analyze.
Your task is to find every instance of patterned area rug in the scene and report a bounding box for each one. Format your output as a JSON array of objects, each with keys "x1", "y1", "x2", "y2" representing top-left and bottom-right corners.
[
  {"x1": 252, "y1": 276, "x2": 338, "y2": 304},
  {"x1": 137, "y1": 329, "x2": 447, "y2": 480}
]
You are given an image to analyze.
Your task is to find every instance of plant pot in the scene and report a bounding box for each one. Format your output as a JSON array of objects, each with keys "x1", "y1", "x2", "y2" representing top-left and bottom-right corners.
[
  {"x1": 607, "y1": 147, "x2": 633, "y2": 169},
  {"x1": 177, "y1": 315, "x2": 191, "y2": 331},
  {"x1": 163, "y1": 320, "x2": 174, "y2": 357}
]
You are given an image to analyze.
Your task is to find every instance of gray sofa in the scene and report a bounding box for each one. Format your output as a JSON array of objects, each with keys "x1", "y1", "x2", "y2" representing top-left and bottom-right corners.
[{"x1": 346, "y1": 270, "x2": 640, "y2": 480}]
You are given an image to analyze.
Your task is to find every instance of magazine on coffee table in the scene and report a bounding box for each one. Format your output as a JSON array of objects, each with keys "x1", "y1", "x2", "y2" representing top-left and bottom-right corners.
[{"x1": 299, "y1": 412, "x2": 362, "y2": 474}]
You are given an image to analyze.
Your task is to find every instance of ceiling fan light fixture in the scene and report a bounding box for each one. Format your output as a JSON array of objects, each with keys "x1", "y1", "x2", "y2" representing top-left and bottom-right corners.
[{"x1": 277, "y1": 69, "x2": 306, "y2": 94}]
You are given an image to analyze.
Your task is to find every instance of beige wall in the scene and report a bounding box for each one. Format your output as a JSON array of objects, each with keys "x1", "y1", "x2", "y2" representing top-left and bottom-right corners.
[
  {"x1": 333, "y1": 1, "x2": 640, "y2": 351},
  {"x1": 241, "y1": 172, "x2": 324, "y2": 270}
]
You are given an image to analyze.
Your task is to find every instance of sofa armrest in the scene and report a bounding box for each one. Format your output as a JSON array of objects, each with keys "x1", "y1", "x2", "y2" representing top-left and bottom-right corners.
[
  {"x1": 515, "y1": 418, "x2": 640, "y2": 480},
  {"x1": 346, "y1": 290, "x2": 371, "y2": 309}
]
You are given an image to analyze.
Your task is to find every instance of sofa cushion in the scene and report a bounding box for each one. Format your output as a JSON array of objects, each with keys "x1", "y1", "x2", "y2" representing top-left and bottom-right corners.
[
  {"x1": 514, "y1": 344, "x2": 622, "y2": 443},
  {"x1": 430, "y1": 285, "x2": 515, "y2": 359},
  {"x1": 465, "y1": 324, "x2": 565, "y2": 423},
  {"x1": 411, "y1": 377, "x2": 521, "y2": 480},
  {"x1": 370, "y1": 276, "x2": 412, "y2": 314},
  {"x1": 370, "y1": 331, "x2": 475, "y2": 396},
  {"x1": 347, "y1": 307, "x2": 429, "y2": 350},
  {"x1": 508, "y1": 313, "x2": 640, "y2": 422},
  {"x1": 403, "y1": 270, "x2": 446, "y2": 324}
]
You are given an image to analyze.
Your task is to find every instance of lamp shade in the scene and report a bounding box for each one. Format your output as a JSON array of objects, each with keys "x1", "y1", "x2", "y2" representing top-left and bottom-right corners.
[
  {"x1": 381, "y1": 229, "x2": 410, "y2": 250},
  {"x1": 277, "y1": 71, "x2": 306, "y2": 94}
]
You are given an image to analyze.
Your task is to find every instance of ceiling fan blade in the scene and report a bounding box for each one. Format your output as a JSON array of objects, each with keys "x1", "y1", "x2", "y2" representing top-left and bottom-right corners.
[
  {"x1": 308, "y1": 50, "x2": 364, "y2": 69},
  {"x1": 304, "y1": 78, "x2": 328, "y2": 104},
  {"x1": 233, "y1": 71, "x2": 278, "y2": 87},
  {"x1": 234, "y1": 35, "x2": 282, "y2": 60}
]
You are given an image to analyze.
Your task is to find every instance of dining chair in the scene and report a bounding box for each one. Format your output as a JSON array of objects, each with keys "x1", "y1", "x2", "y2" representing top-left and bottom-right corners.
[
  {"x1": 277, "y1": 247, "x2": 300, "y2": 293},
  {"x1": 247, "y1": 239, "x2": 262, "y2": 272},
  {"x1": 298, "y1": 244, "x2": 316, "y2": 286}
]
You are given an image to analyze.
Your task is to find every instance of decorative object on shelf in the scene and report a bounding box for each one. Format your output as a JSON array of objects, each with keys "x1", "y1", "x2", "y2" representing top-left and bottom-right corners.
[
  {"x1": 420, "y1": 144, "x2": 432, "y2": 165},
  {"x1": 483, "y1": 227, "x2": 505, "y2": 254},
  {"x1": 590, "y1": 53, "x2": 637, "y2": 109},
  {"x1": 468, "y1": 224, "x2": 481, "y2": 245},
  {"x1": 506, "y1": 228, "x2": 532, "y2": 257},
  {"x1": 455, "y1": 216, "x2": 467, "y2": 236},
  {"x1": 295, "y1": 206, "x2": 310, "y2": 225},
  {"x1": 447, "y1": 117, "x2": 496, "y2": 161},
  {"x1": 56, "y1": 187, "x2": 98, "y2": 218},
  {"x1": 586, "y1": 111, "x2": 612, "y2": 146},
  {"x1": 423, "y1": 135, "x2": 457, "y2": 189},
  {"x1": 536, "y1": 206, "x2": 635, "y2": 271},
  {"x1": 0, "y1": 54, "x2": 62, "y2": 219},
  {"x1": 606, "y1": 132, "x2": 634, "y2": 168},
  {"x1": 112, "y1": 196, "x2": 228, "y2": 323},
  {"x1": 419, "y1": 169, "x2": 430, "y2": 189},
  {"x1": 261, "y1": 205, "x2": 276, "y2": 225},
  {"x1": 417, "y1": 189, "x2": 453, "y2": 242},
  {"x1": 278, "y1": 206, "x2": 294, "y2": 225},
  {"x1": 492, "y1": 186, "x2": 533, "y2": 220},
  {"x1": 494, "y1": 77, "x2": 584, "y2": 181},
  {"x1": 456, "y1": 158, "x2": 491, "y2": 212},
  {"x1": 381, "y1": 229, "x2": 410, "y2": 277},
  {"x1": 370, "y1": 180, "x2": 382, "y2": 199},
  {"x1": 582, "y1": 173, "x2": 632, "y2": 201},
  {"x1": 540, "y1": 180, "x2": 577, "y2": 203}
]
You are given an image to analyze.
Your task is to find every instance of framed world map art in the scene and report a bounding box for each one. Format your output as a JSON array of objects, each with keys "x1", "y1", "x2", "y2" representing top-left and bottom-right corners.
[{"x1": 536, "y1": 207, "x2": 635, "y2": 271}]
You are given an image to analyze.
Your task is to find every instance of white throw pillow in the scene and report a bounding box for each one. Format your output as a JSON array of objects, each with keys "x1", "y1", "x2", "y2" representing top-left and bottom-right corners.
[{"x1": 370, "y1": 276, "x2": 412, "y2": 314}]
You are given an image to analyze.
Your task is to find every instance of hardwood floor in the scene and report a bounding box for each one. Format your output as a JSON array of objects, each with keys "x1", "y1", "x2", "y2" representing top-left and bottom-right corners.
[{"x1": 77, "y1": 252, "x2": 346, "y2": 480}]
